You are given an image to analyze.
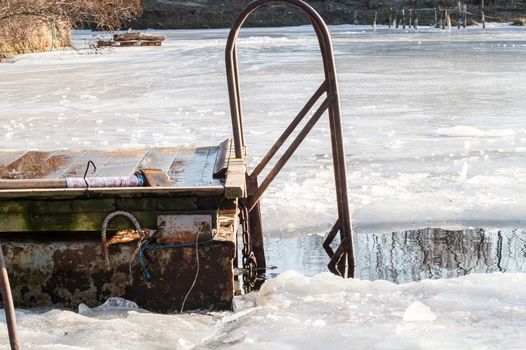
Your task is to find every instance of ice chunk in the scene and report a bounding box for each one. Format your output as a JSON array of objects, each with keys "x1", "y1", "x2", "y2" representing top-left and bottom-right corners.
[
  {"x1": 436, "y1": 126, "x2": 484, "y2": 137},
  {"x1": 77, "y1": 303, "x2": 94, "y2": 316},
  {"x1": 403, "y1": 301, "x2": 437, "y2": 322},
  {"x1": 94, "y1": 297, "x2": 139, "y2": 311}
]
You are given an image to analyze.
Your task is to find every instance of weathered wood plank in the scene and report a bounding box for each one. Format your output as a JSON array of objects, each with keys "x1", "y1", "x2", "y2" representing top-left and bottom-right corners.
[
  {"x1": 168, "y1": 147, "x2": 198, "y2": 185},
  {"x1": 0, "y1": 143, "x2": 245, "y2": 195},
  {"x1": 169, "y1": 146, "x2": 222, "y2": 187},
  {"x1": 0, "y1": 186, "x2": 224, "y2": 200},
  {"x1": 213, "y1": 139, "x2": 231, "y2": 179},
  {"x1": 0, "y1": 151, "x2": 27, "y2": 169},
  {"x1": 0, "y1": 151, "x2": 79, "y2": 179},
  {"x1": 0, "y1": 209, "x2": 218, "y2": 232},
  {"x1": 225, "y1": 158, "x2": 246, "y2": 199},
  {"x1": 224, "y1": 145, "x2": 246, "y2": 199},
  {"x1": 201, "y1": 147, "x2": 220, "y2": 185},
  {"x1": 44, "y1": 151, "x2": 87, "y2": 179},
  {"x1": 138, "y1": 147, "x2": 181, "y2": 174},
  {"x1": 0, "y1": 196, "x2": 229, "y2": 215},
  {"x1": 60, "y1": 150, "x2": 115, "y2": 178},
  {"x1": 113, "y1": 33, "x2": 166, "y2": 42},
  {"x1": 94, "y1": 149, "x2": 149, "y2": 177},
  {"x1": 0, "y1": 151, "x2": 48, "y2": 178}
]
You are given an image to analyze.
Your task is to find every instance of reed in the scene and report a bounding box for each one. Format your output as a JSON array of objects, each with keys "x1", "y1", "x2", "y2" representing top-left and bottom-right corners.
[
  {"x1": 511, "y1": 17, "x2": 526, "y2": 26},
  {"x1": 0, "y1": 0, "x2": 141, "y2": 59}
]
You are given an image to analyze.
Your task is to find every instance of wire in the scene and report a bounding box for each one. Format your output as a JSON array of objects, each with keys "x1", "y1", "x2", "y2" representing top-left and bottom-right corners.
[
  {"x1": 139, "y1": 238, "x2": 215, "y2": 279},
  {"x1": 180, "y1": 227, "x2": 201, "y2": 313}
]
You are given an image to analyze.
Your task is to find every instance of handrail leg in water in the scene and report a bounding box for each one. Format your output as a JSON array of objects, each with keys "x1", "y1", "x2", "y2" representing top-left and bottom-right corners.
[
  {"x1": 0, "y1": 243, "x2": 20, "y2": 350},
  {"x1": 225, "y1": 0, "x2": 355, "y2": 281}
]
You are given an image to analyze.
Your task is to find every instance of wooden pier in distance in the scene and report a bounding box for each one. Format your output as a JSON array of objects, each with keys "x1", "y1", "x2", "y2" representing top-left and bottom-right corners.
[
  {"x1": 97, "y1": 32, "x2": 166, "y2": 48},
  {"x1": 0, "y1": 142, "x2": 244, "y2": 312}
]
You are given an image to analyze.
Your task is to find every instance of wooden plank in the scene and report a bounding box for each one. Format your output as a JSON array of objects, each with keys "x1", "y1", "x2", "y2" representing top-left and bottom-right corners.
[
  {"x1": 0, "y1": 151, "x2": 48, "y2": 179},
  {"x1": 89, "y1": 149, "x2": 149, "y2": 177},
  {"x1": 0, "y1": 186, "x2": 224, "y2": 200},
  {"x1": 60, "y1": 150, "x2": 115, "y2": 178},
  {"x1": 224, "y1": 145, "x2": 246, "y2": 199},
  {"x1": 213, "y1": 139, "x2": 231, "y2": 178},
  {"x1": 138, "y1": 147, "x2": 181, "y2": 174},
  {"x1": 43, "y1": 150, "x2": 87, "y2": 179},
  {"x1": 168, "y1": 147, "x2": 196, "y2": 185},
  {"x1": 0, "y1": 209, "x2": 217, "y2": 232},
  {"x1": 201, "y1": 147, "x2": 220, "y2": 185},
  {"x1": 0, "y1": 151, "x2": 27, "y2": 169},
  {"x1": 168, "y1": 146, "x2": 222, "y2": 187},
  {"x1": 114, "y1": 33, "x2": 166, "y2": 42},
  {"x1": 0, "y1": 151, "x2": 78, "y2": 179},
  {"x1": 224, "y1": 158, "x2": 246, "y2": 199}
]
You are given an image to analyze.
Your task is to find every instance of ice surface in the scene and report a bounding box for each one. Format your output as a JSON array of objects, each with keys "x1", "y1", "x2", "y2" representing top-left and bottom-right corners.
[
  {"x1": 2, "y1": 272, "x2": 525, "y2": 349},
  {"x1": 1, "y1": 24, "x2": 526, "y2": 349},
  {"x1": 1, "y1": 25, "x2": 526, "y2": 234}
]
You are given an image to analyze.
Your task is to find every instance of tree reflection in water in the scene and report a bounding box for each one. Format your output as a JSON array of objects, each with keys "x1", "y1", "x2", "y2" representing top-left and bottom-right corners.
[{"x1": 265, "y1": 228, "x2": 526, "y2": 282}]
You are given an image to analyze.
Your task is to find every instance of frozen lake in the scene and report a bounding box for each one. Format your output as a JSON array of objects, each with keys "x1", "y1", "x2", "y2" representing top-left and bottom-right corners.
[{"x1": 1, "y1": 24, "x2": 526, "y2": 349}]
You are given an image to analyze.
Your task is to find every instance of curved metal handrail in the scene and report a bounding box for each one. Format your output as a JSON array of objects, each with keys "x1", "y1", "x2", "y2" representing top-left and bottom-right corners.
[{"x1": 225, "y1": 0, "x2": 355, "y2": 277}]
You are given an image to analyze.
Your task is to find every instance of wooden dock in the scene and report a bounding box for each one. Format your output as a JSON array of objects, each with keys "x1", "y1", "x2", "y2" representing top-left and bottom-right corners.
[
  {"x1": 97, "y1": 32, "x2": 166, "y2": 48},
  {"x1": 0, "y1": 141, "x2": 246, "y2": 312},
  {"x1": 0, "y1": 1, "x2": 354, "y2": 327}
]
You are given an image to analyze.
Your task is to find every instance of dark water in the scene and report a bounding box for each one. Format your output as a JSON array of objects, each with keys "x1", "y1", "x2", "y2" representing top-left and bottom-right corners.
[{"x1": 265, "y1": 228, "x2": 526, "y2": 283}]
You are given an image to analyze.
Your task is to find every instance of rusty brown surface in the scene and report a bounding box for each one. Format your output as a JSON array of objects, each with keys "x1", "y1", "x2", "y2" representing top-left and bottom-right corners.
[
  {"x1": 156, "y1": 215, "x2": 213, "y2": 244},
  {"x1": 107, "y1": 230, "x2": 142, "y2": 245},
  {"x1": 0, "y1": 193, "x2": 239, "y2": 313},
  {"x1": 1, "y1": 237, "x2": 235, "y2": 313}
]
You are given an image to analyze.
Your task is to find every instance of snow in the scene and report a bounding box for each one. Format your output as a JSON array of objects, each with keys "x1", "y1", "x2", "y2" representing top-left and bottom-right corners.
[
  {"x1": 1, "y1": 24, "x2": 526, "y2": 348},
  {"x1": 403, "y1": 301, "x2": 437, "y2": 322},
  {"x1": 2, "y1": 272, "x2": 525, "y2": 349}
]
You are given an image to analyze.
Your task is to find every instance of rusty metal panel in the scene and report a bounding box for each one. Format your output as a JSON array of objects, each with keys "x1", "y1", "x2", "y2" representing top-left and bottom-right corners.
[
  {"x1": 156, "y1": 215, "x2": 212, "y2": 244},
  {"x1": 1, "y1": 237, "x2": 235, "y2": 313}
]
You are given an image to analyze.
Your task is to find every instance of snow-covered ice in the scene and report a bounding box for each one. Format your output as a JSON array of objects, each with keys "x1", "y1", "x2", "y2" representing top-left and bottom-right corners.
[
  {"x1": 1, "y1": 24, "x2": 526, "y2": 348},
  {"x1": 2, "y1": 272, "x2": 526, "y2": 349},
  {"x1": 2, "y1": 25, "x2": 526, "y2": 234}
]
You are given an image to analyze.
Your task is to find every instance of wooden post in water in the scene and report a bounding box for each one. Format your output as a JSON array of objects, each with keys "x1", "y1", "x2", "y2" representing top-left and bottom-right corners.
[
  {"x1": 354, "y1": 10, "x2": 358, "y2": 25},
  {"x1": 414, "y1": 12, "x2": 419, "y2": 30},
  {"x1": 409, "y1": 9, "x2": 412, "y2": 29},
  {"x1": 402, "y1": 8, "x2": 406, "y2": 29},
  {"x1": 462, "y1": 4, "x2": 467, "y2": 28},
  {"x1": 395, "y1": 12, "x2": 399, "y2": 28},
  {"x1": 372, "y1": 11, "x2": 377, "y2": 32},
  {"x1": 457, "y1": 1, "x2": 462, "y2": 29},
  {"x1": 446, "y1": 9, "x2": 451, "y2": 29},
  {"x1": 434, "y1": 7, "x2": 438, "y2": 27},
  {"x1": 481, "y1": 0, "x2": 486, "y2": 29},
  {"x1": 440, "y1": 8, "x2": 445, "y2": 29},
  {"x1": 388, "y1": 7, "x2": 392, "y2": 28}
]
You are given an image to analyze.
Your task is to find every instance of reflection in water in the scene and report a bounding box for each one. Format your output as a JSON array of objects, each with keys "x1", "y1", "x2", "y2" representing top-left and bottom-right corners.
[{"x1": 265, "y1": 228, "x2": 526, "y2": 283}]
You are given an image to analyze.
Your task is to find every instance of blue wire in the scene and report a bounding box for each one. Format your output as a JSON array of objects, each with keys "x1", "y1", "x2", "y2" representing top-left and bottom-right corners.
[{"x1": 139, "y1": 239, "x2": 215, "y2": 279}]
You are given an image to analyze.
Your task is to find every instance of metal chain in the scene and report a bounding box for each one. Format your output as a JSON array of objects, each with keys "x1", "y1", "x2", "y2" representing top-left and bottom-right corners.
[{"x1": 238, "y1": 200, "x2": 257, "y2": 292}]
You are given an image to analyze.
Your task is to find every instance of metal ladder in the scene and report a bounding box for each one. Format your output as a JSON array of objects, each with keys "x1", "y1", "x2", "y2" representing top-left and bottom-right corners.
[{"x1": 225, "y1": 0, "x2": 355, "y2": 283}]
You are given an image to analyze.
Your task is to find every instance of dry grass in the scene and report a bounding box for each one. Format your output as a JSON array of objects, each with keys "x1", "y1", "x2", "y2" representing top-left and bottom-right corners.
[
  {"x1": 0, "y1": 0, "x2": 141, "y2": 59},
  {"x1": 511, "y1": 17, "x2": 526, "y2": 26},
  {"x1": 0, "y1": 18, "x2": 71, "y2": 57}
]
